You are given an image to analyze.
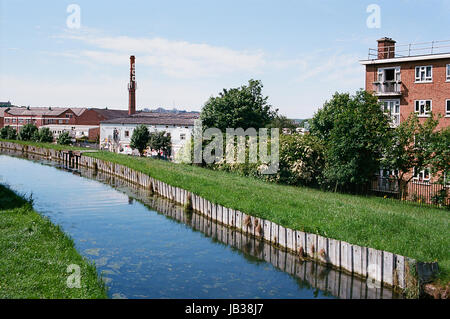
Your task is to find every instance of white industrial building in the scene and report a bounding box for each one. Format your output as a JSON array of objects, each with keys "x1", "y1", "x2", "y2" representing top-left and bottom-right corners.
[{"x1": 99, "y1": 112, "x2": 198, "y2": 158}]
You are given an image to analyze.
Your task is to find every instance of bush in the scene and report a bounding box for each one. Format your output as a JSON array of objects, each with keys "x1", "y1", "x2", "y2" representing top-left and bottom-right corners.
[
  {"x1": 0, "y1": 126, "x2": 17, "y2": 140},
  {"x1": 37, "y1": 127, "x2": 54, "y2": 143},
  {"x1": 57, "y1": 131, "x2": 72, "y2": 145},
  {"x1": 18, "y1": 124, "x2": 38, "y2": 141},
  {"x1": 209, "y1": 133, "x2": 325, "y2": 187}
]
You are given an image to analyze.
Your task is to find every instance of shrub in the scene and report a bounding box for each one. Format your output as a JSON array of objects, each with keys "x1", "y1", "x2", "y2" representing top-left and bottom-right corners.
[
  {"x1": 18, "y1": 124, "x2": 38, "y2": 141},
  {"x1": 57, "y1": 131, "x2": 72, "y2": 145},
  {"x1": 0, "y1": 126, "x2": 17, "y2": 140}
]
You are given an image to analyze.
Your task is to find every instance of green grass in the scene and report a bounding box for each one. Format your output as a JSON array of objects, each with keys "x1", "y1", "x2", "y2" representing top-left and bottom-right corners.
[
  {"x1": 0, "y1": 139, "x2": 88, "y2": 151},
  {"x1": 0, "y1": 184, "x2": 108, "y2": 298},
  {"x1": 1, "y1": 139, "x2": 449, "y2": 283}
]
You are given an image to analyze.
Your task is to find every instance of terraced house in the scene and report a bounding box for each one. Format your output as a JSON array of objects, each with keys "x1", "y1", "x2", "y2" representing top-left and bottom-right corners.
[{"x1": 361, "y1": 37, "x2": 450, "y2": 196}]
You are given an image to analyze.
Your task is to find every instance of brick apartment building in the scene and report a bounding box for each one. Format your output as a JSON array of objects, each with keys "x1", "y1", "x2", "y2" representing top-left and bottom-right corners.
[
  {"x1": 361, "y1": 37, "x2": 450, "y2": 129},
  {"x1": 360, "y1": 38, "x2": 450, "y2": 202}
]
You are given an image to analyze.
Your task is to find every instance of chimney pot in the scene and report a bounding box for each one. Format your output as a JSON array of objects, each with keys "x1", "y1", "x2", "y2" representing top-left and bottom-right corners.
[{"x1": 377, "y1": 37, "x2": 396, "y2": 59}]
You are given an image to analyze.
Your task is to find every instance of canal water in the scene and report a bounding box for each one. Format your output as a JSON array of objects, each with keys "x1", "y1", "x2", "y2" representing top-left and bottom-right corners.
[{"x1": 0, "y1": 151, "x2": 402, "y2": 299}]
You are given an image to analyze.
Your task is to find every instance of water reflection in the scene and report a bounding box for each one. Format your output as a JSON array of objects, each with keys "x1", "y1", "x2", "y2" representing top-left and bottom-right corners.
[{"x1": 0, "y1": 150, "x2": 403, "y2": 299}]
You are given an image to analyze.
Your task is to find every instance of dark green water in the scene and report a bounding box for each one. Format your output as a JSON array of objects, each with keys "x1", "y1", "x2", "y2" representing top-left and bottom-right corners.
[{"x1": 0, "y1": 151, "x2": 402, "y2": 299}]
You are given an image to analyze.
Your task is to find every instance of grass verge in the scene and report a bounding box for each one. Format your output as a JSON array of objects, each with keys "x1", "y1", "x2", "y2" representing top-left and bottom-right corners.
[{"x1": 0, "y1": 184, "x2": 107, "y2": 298}]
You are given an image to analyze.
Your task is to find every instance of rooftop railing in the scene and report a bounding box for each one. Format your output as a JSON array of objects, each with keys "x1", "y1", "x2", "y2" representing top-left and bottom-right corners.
[{"x1": 368, "y1": 40, "x2": 450, "y2": 60}]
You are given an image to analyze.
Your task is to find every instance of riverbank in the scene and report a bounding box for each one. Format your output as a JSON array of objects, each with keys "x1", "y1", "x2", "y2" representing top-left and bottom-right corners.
[
  {"x1": 0, "y1": 184, "x2": 107, "y2": 298},
  {"x1": 1, "y1": 139, "x2": 448, "y2": 288}
]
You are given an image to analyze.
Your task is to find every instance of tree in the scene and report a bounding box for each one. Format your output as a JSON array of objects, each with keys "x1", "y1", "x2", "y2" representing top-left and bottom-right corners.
[
  {"x1": 148, "y1": 131, "x2": 172, "y2": 158},
  {"x1": 311, "y1": 90, "x2": 391, "y2": 191},
  {"x1": 130, "y1": 124, "x2": 150, "y2": 156},
  {"x1": 428, "y1": 126, "x2": 450, "y2": 183},
  {"x1": 36, "y1": 127, "x2": 54, "y2": 143},
  {"x1": 18, "y1": 124, "x2": 38, "y2": 141},
  {"x1": 200, "y1": 79, "x2": 277, "y2": 132},
  {"x1": 57, "y1": 131, "x2": 72, "y2": 145},
  {"x1": 382, "y1": 113, "x2": 440, "y2": 198},
  {"x1": 0, "y1": 126, "x2": 17, "y2": 140}
]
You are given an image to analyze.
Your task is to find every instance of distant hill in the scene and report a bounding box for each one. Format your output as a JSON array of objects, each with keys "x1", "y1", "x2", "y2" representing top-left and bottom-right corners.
[{"x1": 141, "y1": 107, "x2": 200, "y2": 114}]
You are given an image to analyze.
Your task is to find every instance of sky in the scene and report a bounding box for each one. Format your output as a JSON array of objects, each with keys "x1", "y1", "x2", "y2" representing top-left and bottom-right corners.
[{"x1": 0, "y1": 0, "x2": 449, "y2": 118}]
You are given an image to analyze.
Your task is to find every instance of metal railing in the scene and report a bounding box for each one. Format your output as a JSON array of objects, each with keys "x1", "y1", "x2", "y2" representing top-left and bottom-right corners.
[
  {"x1": 373, "y1": 81, "x2": 402, "y2": 95},
  {"x1": 368, "y1": 40, "x2": 450, "y2": 60}
]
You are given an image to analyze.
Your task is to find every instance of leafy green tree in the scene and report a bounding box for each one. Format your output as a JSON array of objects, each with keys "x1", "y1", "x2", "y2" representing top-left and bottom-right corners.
[
  {"x1": 311, "y1": 90, "x2": 391, "y2": 191},
  {"x1": 428, "y1": 126, "x2": 450, "y2": 183},
  {"x1": 37, "y1": 127, "x2": 54, "y2": 143},
  {"x1": 57, "y1": 131, "x2": 72, "y2": 145},
  {"x1": 382, "y1": 113, "x2": 441, "y2": 197},
  {"x1": 309, "y1": 93, "x2": 351, "y2": 141},
  {"x1": 148, "y1": 131, "x2": 172, "y2": 158},
  {"x1": 0, "y1": 126, "x2": 17, "y2": 140},
  {"x1": 130, "y1": 124, "x2": 150, "y2": 156},
  {"x1": 18, "y1": 124, "x2": 38, "y2": 141},
  {"x1": 200, "y1": 79, "x2": 277, "y2": 131}
]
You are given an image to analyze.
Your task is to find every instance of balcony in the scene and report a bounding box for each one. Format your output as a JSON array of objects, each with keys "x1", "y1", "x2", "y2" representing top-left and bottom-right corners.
[{"x1": 373, "y1": 81, "x2": 402, "y2": 97}]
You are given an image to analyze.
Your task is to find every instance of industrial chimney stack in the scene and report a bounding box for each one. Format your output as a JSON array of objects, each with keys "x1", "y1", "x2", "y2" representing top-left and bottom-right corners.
[{"x1": 128, "y1": 55, "x2": 136, "y2": 115}]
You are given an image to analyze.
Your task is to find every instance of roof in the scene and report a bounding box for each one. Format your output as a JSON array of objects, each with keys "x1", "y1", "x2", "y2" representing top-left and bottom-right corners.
[
  {"x1": 101, "y1": 112, "x2": 199, "y2": 126},
  {"x1": 4, "y1": 106, "x2": 71, "y2": 116},
  {"x1": 91, "y1": 108, "x2": 130, "y2": 120},
  {"x1": 360, "y1": 52, "x2": 450, "y2": 65}
]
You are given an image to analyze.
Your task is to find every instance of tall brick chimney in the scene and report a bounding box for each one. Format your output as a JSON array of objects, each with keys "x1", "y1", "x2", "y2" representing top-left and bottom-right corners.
[
  {"x1": 377, "y1": 37, "x2": 396, "y2": 59},
  {"x1": 128, "y1": 55, "x2": 136, "y2": 115}
]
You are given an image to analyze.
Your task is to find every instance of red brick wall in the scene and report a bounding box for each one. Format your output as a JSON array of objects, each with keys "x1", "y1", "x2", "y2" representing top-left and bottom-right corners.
[
  {"x1": 75, "y1": 109, "x2": 106, "y2": 125},
  {"x1": 88, "y1": 127, "x2": 100, "y2": 141},
  {"x1": 365, "y1": 58, "x2": 450, "y2": 130}
]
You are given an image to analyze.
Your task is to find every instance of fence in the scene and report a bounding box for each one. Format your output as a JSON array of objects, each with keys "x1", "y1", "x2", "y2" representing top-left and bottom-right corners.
[{"x1": 370, "y1": 177, "x2": 450, "y2": 208}]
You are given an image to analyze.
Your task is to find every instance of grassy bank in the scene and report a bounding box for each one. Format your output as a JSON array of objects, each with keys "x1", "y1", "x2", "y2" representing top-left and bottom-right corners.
[
  {"x1": 1, "y1": 140, "x2": 449, "y2": 283},
  {"x1": 87, "y1": 151, "x2": 450, "y2": 282},
  {"x1": 0, "y1": 184, "x2": 107, "y2": 298}
]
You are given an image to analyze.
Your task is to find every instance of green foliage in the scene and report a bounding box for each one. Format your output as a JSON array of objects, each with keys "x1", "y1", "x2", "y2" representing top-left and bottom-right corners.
[
  {"x1": 0, "y1": 125, "x2": 17, "y2": 140},
  {"x1": 148, "y1": 131, "x2": 172, "y2": 158},
  {"x1": 18, "y1": 124, "x2": 38, "y2": 141},
  {"x1": 311, "y1": 90, "x2": 391, "y2": 190},
  {"x1": 130, "y1": 124, "x2": 150, "y2": 156},
  {"x1": 209, "y1": 133, "x2": 325, "y2": 187},
  {"x1": 382, "y1": 113, "x2": 440, "y2": 192},
  {"x1": 57, "y1": 131, "x2": 72, "y2": 145},
  {"x1": 427, "y1": 126, "x2": 450, "y2": 184},
  {"x1": 275, "y1": 134, "x2": 325, "y2": 186},
  {"x1": 200, "y1": 79, "x2": 277, "y2": 132}
]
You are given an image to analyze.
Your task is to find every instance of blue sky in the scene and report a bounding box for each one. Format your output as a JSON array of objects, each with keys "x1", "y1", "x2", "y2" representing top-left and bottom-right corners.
[{"x1": 1, "y1": 0, "x2": 449, "y2": 118}]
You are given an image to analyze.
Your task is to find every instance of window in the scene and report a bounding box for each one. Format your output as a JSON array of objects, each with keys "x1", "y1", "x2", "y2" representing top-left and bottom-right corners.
[
  {"x1": 377, "y1": 67, "x2": 401, "y2": 82},
  {"x1": 415, "y1": 66, "x2": 432, "y2": 82},
  {"x1": 124, "y1": 130, "x2": 129, "y2": 137},
  {"x1": 413, "y1": 167, "x2": 430, "y2": 183},
  {"x1": 447, "y1": 64, "x2": 450, "y2": 81},
  {"x1": 382, "y1": 100, "x2": 400, "y2": 125},
  {"x1": 414, "y1": 100, "x2": 432, "y2": 116},
  {"x1": 446, "y1": 100, "x2": 450, "y2": 117}
]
